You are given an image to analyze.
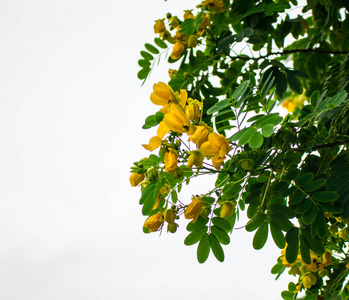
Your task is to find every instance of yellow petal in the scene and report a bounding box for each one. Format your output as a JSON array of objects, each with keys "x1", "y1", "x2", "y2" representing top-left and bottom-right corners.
[{"x1": 142, "y1": 136, "x2": 162, "y2": 151}]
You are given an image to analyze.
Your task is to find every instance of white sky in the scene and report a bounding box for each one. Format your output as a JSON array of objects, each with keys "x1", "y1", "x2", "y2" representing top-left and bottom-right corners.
[{"x1": 0, "y1": 1, "x2": 293, "y2": 299}]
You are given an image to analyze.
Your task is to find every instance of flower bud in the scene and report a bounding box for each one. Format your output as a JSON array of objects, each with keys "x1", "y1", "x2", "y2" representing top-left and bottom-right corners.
[
  {"x1": 154, "y1": 19, "x2": 166, "y2": 34},
  {"x1": 146, "y1": 167, "x2": 158, "y2": 181},
  {"x1": 185, "y1": 196, "x2": 204, "y2": 223},
  {"x1": 240, "y1": 159, "x2": 254, "y2": 171},
  {"x1": 220, "y1": 202, "x2": 235, "y2": 218},
  {"x1": 144, "y1": 212, "x2": 163, "y2": 232},
  {"x1": 164, "y1": 209, "x2": 176, "y2": 224},
  {"x1": 129, "y1": 172, "x2": 145, "y2": 187},
  {"x1": 201, "y1": 207, "x2": 211, "y2": 218},
  {"x1": 167, "y1": 222, "x2": 179, "y2": 233},
  {"x1": 188, "y1": 35, "x2": 199, "y2": 48}
]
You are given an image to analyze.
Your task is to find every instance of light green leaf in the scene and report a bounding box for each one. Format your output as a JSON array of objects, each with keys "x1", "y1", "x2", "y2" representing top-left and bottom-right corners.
[{"x1": 249, "y1": 131, "x2": 264, "y2": 148}]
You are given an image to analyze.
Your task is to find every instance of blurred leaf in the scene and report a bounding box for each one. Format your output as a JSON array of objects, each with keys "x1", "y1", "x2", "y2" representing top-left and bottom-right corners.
[{"x1": 145, "y1": 43, "x2": 160, "y2": 54}]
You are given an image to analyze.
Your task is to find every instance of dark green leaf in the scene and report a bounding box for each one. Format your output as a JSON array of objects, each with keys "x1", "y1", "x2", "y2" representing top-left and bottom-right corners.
[
  {"x1": 184, "y1": 227, "x2": 208, "y2": 246},
  {"x1": 140, "y1": 51, "x2": 154, "y2": 60},
  {"x1": 301, "y1": 228, "x2": 325, "y2": 255},
  {"x1": 246, "y1": 213, "x2": 266, "y2": 232},
  {"x1": 154, "y1": 37, "x2": 167, "y2": 49},
  {"x1": 253, "y1": 221, "x2": 268, "y2": 250},
  {"x1": 300, "y1": 236, "x2": 311, "y2": 264},
  {"x1": 212, "y1": 217, "x2": 233, "y2": 232},
  {"x1": 316, "y1": 211, "x2": 327, "y2": 239},
  {"x1": 296, "y1": 172, "x2": 314, "y2": 186},
  {"x1": 270, "y1": 214, "x2": 294, "y2": 231},
  {"x1": 187, "y1": 217, "x2": 209, "y2": 231},
  {"x1": 286, "y1": 168, "x2": 301, "y2": 180},
  {"x1": 313, "y1": 191, "x2": 339, "y2": 203},
  {"x1": 302, "y1": 202, "x2": 318, "y2": 225},
  {"x1": 137, "y1": 68, "x2": 151, "y2": 80},
  {"x1": 197, "y1": 234, "x2": 210, "y2": 263},
  {"x1": 285, "y1": 227, "x2": 299, "y2": 246},
  {"x1": 138, "y1": 59, "x2": 151, "y2": 68},
  {"x1": 211, "y1": 226, "x2": 230, "y2": 245},
  {"x1": 270, "y1": 204, "x2": 295, "y2": 219},
  {"x1": 295, "y1": 197, "x2": 312, "y2": 214},
  {"x1": 270, "y1": 222, "x2": 286, "y2": 249},
  {"x1": 287, "y1": 71, "x2": 303, "y2": 94},
  {"x1": 209, "y1": 234, "x2": 225, "y2": 262},
  {"x1": 232, "y1": 80, "x2": 250, "y2": 100},
  {"x1": 285, "y1": 243, "x2": 298, "y2": 264},
  {"x1": 305, "y1": 178, "x2": 326, "y2": 193},
  {"x1": 144, "y1": 43, "x2": 160, "y2": 54}
]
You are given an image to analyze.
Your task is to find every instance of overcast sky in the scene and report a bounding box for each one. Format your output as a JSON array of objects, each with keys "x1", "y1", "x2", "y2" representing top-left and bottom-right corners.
[{"x1": 0, "y1": 1, "x2": 292, "y2": 299}]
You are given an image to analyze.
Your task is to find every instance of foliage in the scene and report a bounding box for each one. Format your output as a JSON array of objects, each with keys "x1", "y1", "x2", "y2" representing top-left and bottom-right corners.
[{"x1": 131, "y1": 0, "x2": 349, "y2": 298}]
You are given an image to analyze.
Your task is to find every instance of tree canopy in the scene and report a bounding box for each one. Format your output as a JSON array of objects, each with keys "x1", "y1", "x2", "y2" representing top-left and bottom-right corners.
[{"x1": 130, "y1": 0, "x2": 349, "y2": 299}]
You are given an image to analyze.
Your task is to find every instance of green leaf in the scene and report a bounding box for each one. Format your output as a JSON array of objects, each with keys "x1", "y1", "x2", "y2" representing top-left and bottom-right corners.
[
  {"x1": 184, "y1": 227, "x2": 208, "y2": 246},
  {"x1": 270, "y1": 214, "x2": 294, "y2": 232},
  {"x1": 137, "y1": 68, "x2": 151, "y2": 80},
  {"x1": 304, "y1": 178, "x2": 326, "y2": 193},
  {"x1": 179, "y1": 18, "x2": 196, "y2": 35},
  {"x1": 312, "y1": 191, "x2": 339, "y2": 203},
  {"x1": 140, "y1": 51, "x2": 154, "y2": 60},
  {"x1": 246, "y1": 213, "x2": 266, "y2": 232},
  {"x1": 271, "y1": 263, "x2": 285, "y2": 274},
  {"x1": 270, "y1": 204, "x2": 295, "y2": 219},
  {"x1": 270, "y1": 222, "x2": 286, "y2": 249},
  {"x1": 261, "y1": 124, "x2": 274, "y2": 137},
  {"x1": 295, "y1": 197, "x2": 312, "y2": 214},
  {"x1": 275, "y1": 71, "x2": 288, "y2": 98},
  {"x1": 302, "y1": 229, "x2": 325, "y2": 255},
  {"x1": 212, "y1": 217, "x2": 233, "y2": 232},
  {"x1": 138, "y1": 59, "x2": 151, "y2": 68},
  {"x1": 254, "y1": 113, "x2": 283, "y2": 127},
  {"x1": 287, "y1": 71, "x2": 303, "y2": 94},
  {"x1": 286, "y1": 168, "x2": 301, "y2": 181},
  {"x1": 302, "y1": 202, "x2": 318, "y2": 225},
  {"x1": 211, "y1": 226, "x2": 230, "y2": 245},
  {"x1": 285, "y1": 227, "x2": 299, "y2": 246},
  {"x1": 300, "y1": 236, "x2": 311, "y2": 264},
  {"x1": 285, "y1": 243, "x2": 298, "y2": 264},
  {"x1": 206, "y1": 98, "x2": 231, "y2": 114},
  {"x1": 232, "y1": 80, "x2": 250, "y2": 101},
  {"x1": 154, "y1": 37, "x2": 167, "y2": 49},
  {"x1": 187, "y1": 217, "x2": 209, "y2": 231},
  {"x1": 209, "y1": 234, "x2": 225, "y2": 262},
  {"x1": 316, "y1": 211, "x2": 327, "y2": 239},
  {"x1": 289, "y1": 190, "x2": 305, "y2": 205},
  {"x1": 249, "y1": 131, "x2": 264, "y2": 148},
  {"x1": 229, "y1": 127, "x2": 257, "y2": 145},
  {"x1": 281, "y1": 290, "x2": 294, "y2": 300},
  {"x1": 253, "y1": 221, "x2": 268, "y2": 250},
  {"x1": 142, "y1": 111, "x2": 164, "y2": 129},
  {"x1": 296, "y1": 172, "x2": 314, "y2": 186},
  {"x1": 140, "y1": 181, "x2": 158, "y2": 215},
  {"x1": 197, "y1": 234, "x2": 210, "y2": 263},
  {"x1": 144, "y1": 43, "x2": 160, "y2": 54}
]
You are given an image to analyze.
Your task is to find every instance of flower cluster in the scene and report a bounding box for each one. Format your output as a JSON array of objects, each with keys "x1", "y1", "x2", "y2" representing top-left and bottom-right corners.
[
  {"x1": 143, "y1": 82, "x2": 231, "y2": 172},
  {"x1": 130, "y1": 82, "x2": 233, "y2": 233},
  {"x1": 153, "y1": 0, "x2": 226, "y2": 60},
  {"x1": 279, "y1": 247, "x2": 334, "y2": 293}
]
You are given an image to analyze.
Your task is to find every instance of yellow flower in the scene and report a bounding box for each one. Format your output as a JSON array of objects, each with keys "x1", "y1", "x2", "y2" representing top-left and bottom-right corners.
[
  {"x1": 154, "y1": 19, "x2": 166, "y2": 34},
  {"x1": 302, "y1": 273, "x2": 317, "y2": 289},
  {"x1": 169, "y1": 16, "x2": 179, "y2": 29},
  {"x1": 200, "y1": 132, "x2": 230, "y2": 169},
  {"x1": 129, "y1": 172, "x2": 145, "y2": 187},
  {"x1": 220, "y1": 202, "x2": 235, "y2": 218},
  {"x1": 184, "y1": 196, "x2": 204, "y2": 223},
  {"x1": 142, "y1": 136, "x2": 163, "y2": 151},
  {"x1": 144, "y1": 212, "x2": 163, "y2": 232},
  {"x1": 201, "y1": 132, "x2": 230, "y2": 157},
  {"x1": 163, "y1": 103, "x2": 191, "y2": 133},
  {"x1": 164, "y1": 149, "x2": 178, "y2": 173},
  {"x1": 142, "y1": 122, "x2": 170, "y2": 151},
  {"x1": 187, "y1": 151, "x2": 204, "y2": 168},
  {"x1": 282, "y1": 94, "x2": 306, "y2": 112},
  {"x1": 202, "y1": 0, "x2": 226, "y2": 13},
  {"x1": 150, "y1": 82, "x2": 177, "y2": 106},
  {"x1": 183, "y1": 10, "x2": 195, "y2": 20},
  {"x1": 197, "y1": 13, "x2": 210, "y2": 35},
  {"x1": 189, "y1": 125, "x2": 209, "y2": 146},
  {"x1": 171, "y1": 41, "x2": 185, "y2": 60},
  {"x1": 323, "y1": 250, "x2": 333, "y2": 267},
  {"x1": 339, "y1": 228, "x2": 349, "y2": 241},
  {"x1": 185, "y1": 99, "x2": 202, "y2": 121}
]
